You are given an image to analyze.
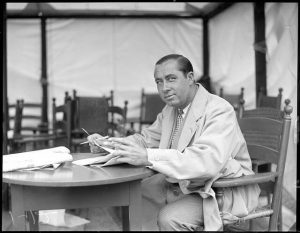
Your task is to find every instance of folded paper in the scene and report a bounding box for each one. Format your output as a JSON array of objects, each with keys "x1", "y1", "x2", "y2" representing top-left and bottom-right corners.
[{"x1": 3, "y1": 147, "x2": 73, "y2": 172}]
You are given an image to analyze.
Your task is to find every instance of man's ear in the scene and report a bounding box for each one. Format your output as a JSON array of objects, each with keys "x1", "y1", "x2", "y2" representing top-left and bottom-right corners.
[{"x1": 187, "y1": 72, "x2": 194, "y2": 83}]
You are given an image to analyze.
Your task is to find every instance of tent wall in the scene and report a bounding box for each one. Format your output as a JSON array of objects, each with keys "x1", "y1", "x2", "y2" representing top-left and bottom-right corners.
[
  {"x1": 7, "y1": 18, "x2": 203, "y2": 119},
  {"x1": 7, "y1": 19, "x2": 42, "y2": 125},
  {"x1": 209, "y1": 2, "x2": 297, "y2": 230},
  {"x1": 265, "y1": 2, "x2": 298, "y2": 206},
  {"x1": 210, "y1": 3, "x2": 255, "y2": 108}
]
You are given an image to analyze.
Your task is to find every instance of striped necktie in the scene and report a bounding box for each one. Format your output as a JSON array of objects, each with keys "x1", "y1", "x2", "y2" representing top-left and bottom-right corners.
[{"x1": 170, "y1": 108, "x2": 184, "y2": 148}]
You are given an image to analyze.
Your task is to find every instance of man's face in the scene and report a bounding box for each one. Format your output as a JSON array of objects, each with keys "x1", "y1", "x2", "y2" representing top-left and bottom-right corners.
[{"x1": 154, "y1": 60, "x2": 193, "y2": 108}]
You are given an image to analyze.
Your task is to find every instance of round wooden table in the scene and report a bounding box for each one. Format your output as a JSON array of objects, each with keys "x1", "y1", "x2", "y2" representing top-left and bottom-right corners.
[{"x1": 3, "y1": 153, "x2": 154, "y2": 231}]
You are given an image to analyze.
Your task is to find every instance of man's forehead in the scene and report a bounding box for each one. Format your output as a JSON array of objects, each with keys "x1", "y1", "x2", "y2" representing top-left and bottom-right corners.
[{"x1": 154, "y1": 60, "x2": 179, "y2": 77}]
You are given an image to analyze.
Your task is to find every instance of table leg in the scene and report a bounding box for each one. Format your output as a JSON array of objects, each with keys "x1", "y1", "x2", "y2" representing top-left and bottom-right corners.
[
  {"x1": 128, "y1": 180, "x2": 142, "y2": 231},
  {"x1": 122, "y1": 206, "x2": 129, "y2": 231},
  {"x1": 10, "y1": 185, "x2": 26, "y2": 231},
  {"x1": 27, "y1": 210, "x2": 39, "y2": 231}
]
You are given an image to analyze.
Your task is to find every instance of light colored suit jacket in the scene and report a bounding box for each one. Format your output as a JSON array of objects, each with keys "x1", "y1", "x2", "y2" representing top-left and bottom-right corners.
[{"x1": 128, "y1": 84, "x2": 260, "y2": 230}]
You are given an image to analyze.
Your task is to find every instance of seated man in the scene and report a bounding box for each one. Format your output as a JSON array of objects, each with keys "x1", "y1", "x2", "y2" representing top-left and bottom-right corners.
[{"x1": 87, "y1": 54, "x2": 260, "y2": 231}]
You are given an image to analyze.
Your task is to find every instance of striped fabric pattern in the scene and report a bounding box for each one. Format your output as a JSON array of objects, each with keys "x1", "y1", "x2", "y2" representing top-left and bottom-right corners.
[{"x1": 170, "y1": 108, "x2": 184, "y2": 148}]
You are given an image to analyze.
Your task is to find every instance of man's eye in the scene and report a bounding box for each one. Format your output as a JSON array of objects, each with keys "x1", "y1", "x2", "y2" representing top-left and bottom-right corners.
[{"x1": 155, "y1": 80, "x2": 162, "y2": 84}]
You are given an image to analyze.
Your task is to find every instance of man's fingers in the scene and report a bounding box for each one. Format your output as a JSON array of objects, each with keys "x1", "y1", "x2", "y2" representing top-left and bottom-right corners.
[
  {"x1": 114, "y1": 156, "x2": 133, "y2": 164},
  {"x1": 109, "y1": 137, "x2": 135, "y2": 146},
  {"x1": 112, "y1": 149, "x2": 130, "y2": 156}
]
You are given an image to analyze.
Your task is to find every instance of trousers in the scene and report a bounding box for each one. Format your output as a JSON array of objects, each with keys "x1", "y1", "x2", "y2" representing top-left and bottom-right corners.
[{"x1": 141, "y1": 173, "x2": 204, "y2": 231}]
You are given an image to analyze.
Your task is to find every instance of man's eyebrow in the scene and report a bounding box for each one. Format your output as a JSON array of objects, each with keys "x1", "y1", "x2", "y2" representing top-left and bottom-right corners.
[{"x1": 165, "y1": 74, "x2": 176, "y2": 78}]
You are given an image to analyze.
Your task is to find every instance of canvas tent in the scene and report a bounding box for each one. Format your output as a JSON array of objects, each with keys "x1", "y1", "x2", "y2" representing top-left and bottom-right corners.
[{"x1": 2, "y1": 2, "x2": 298, "y2": 230}]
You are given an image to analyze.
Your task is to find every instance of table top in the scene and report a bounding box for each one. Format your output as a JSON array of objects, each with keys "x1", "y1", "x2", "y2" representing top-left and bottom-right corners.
[{"x1": 3, "y1": 153, "x2": 154, "y2": 187}]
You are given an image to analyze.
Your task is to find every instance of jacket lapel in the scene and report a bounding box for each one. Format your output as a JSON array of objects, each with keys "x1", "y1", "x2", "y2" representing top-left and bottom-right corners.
[
  {"x1": 159, "y1": 107, "x2": 176, "y2": 149},
  {"x1": 177, "y1": 85, "x2": 209, "y2": 152}
]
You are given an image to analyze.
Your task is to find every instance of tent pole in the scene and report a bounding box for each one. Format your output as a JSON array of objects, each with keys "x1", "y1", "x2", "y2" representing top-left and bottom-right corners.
[
  {"x1": 40, "y1": 17, "x2": 48, "y2": 131},
  {"x1": 254, "y1": 2, "x2": 267, "y2": 105},
  {"x1": 198, "y1": 17, "x2": 212, "y2": 93},
  {"x1": 2, "y1": 2, "x2": 8, "y2": 155}
]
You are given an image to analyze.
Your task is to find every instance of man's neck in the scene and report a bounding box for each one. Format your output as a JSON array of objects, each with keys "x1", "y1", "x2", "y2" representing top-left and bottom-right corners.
[{"x1": 180, "y1": 84, "x2": 198, "y2": 109}]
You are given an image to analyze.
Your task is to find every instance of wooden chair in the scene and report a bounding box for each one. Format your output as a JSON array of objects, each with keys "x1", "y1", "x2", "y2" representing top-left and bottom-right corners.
[
  {"x1": 7, "y1": 100, "x2": 24, "y2": 153},
  {"x1": 7, "y1": 99, "x2": 65, "y2": 153},
  {"x1": 257, "y1": 87, "x2": 283, "y2": 109},
  {"x1": 219, "y1": 87, "x2": 245, "y2": 116},
  {"x1": 70, "y1": 94, "x2": 110, "y2": 152},
  {"x1": 108, "y1": 101, "x2": 128, "y2": 137},
  {"x1": 139, "y1": 88, "x2": 165, "y2": 132},
  {"x1": 239, "y1": 99, "x2": 290, "y2": 231},
  {"x1": 7, "y1": 99, "x2": 49, "y2": 153},
  {"x1": 187, "y1": 100, "x2": 292, "y2": 231},
  {"x1": 6, "y1": 98, "x2": 47, "y2": 135},
  {"x1": 51, "y1": 97, "x2": 72, "y2": 148}
]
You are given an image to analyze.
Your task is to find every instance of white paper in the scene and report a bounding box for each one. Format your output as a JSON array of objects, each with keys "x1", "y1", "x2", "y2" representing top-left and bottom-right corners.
[
  {"x1": 72, "y1": 155, "x2": 111, "y2": 166},
  {"x1": 3, "y1": 147, "x2": 73, "y2": 172},
  {"x1": 39, "y1": 209, "x2": 90, "y2": 228}
]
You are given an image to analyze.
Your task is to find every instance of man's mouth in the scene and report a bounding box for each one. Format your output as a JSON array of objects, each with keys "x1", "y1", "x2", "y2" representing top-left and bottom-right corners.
[{"x1": 164, "y1": 95, "x2": 174, "y2": 100}]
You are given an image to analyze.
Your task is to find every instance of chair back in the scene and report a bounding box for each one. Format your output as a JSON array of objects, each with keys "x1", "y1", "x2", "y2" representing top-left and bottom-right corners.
[
  {"x1": 219, "y1": 87, "x2": 245, "y2": 115},
  {"x1": 12, "y1": 99, "x2": 24, "y2": 139},
  {"x1": 140, "y1": 88, "x2": 165, "y2": 132},
  {"x1": 108, "y1": 101, "x2": 128, "y2": 137},
  {"x1": 74, "y1": 96, "x2": 109, "y2": 136},
  {"x1": 238, "y1": 100, "x2": 292, "y2": 229},
  {"x1": 241, "y1": 107, "x2": 284, "y2": 120},
  {"x1": 257, "y1": 87, "x2": 283, "y2": 109},
  {"x1": 52, "y1": 97, "x2": 72, "y2": 148}
]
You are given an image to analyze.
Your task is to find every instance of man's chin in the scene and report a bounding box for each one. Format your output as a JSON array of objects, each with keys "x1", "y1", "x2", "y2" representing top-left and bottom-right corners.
[{"x1": 166, "y1": 100, "x2": 180, "y2": 107}]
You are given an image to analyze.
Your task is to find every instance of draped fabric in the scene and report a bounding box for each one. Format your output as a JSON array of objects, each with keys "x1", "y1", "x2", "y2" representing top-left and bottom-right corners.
[{"x1": 7, "y1": 18, "x2": 203, "y2": 120}]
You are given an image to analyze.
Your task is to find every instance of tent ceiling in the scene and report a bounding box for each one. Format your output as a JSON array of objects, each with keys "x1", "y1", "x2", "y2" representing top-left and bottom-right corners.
[{"x1": 6, "y1": 2, "x2": 234, "y2": 18}]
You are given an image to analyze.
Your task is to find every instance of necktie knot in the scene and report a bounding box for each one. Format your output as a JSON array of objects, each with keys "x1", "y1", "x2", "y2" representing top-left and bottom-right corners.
[{"x1": 178, "y1": 108, "x2": 183, "y2": 115}]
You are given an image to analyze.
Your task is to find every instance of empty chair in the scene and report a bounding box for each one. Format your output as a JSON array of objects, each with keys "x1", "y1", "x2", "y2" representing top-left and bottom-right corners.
[
  {"x1": 7, "y1": 99, "x2": 64, "y2": 153},
  {"x1": 51, "y1": 97, "x2": 72, "y2": 148},
  {"x1": 6, "y1": 98, "x2": 47, "y2": 136},
  {"x1": 108, "y1": 101, "x2": 128, "y2": 137},
  {"x1": 257, "y1": 87, "x2": 283, "y2": 109},
  {"x1": 139, "y1": 88, "x2": 166, "y2": 132}
]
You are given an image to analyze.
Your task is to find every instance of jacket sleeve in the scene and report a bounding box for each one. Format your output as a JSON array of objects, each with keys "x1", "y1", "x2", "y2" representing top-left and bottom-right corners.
[
  {"x1": 126, "y1": 111, "x2": 163, "y2": 148},
  {"x1": 146, "y1": 102, "x2": 246, "y2": 180}
]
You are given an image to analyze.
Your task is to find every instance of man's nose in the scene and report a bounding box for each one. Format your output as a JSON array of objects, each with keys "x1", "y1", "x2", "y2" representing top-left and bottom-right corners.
[{"x1": 162, "y1": 81, "x2": 171, "y2": 92}]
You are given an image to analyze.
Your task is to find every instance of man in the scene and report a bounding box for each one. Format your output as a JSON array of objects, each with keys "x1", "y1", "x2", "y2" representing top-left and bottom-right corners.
[{"x1": 88, "y1": 54, "x2": 260, "y2": 231}]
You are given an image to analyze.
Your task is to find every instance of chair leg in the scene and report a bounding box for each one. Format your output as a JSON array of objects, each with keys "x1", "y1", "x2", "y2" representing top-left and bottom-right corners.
[
  {"x1": 278, "y1": 197, "x2": 282, "y2": 231},
  {"x1": 249, "y1": 219, "x2": 255, "y2": 231}
]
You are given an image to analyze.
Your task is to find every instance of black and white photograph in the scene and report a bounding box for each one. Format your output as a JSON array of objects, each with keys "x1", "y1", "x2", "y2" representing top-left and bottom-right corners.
[{"x1": 2, "y1": 2, "x2": 298, "y2": 231}]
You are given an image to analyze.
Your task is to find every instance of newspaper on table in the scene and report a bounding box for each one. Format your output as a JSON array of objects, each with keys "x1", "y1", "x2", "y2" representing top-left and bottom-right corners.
[
  {"x1": 3, "y1": 146, "x2": 73, "y2": 172},
  {"x1": 72, "y1": 145, "x2": 123, "y2": 167}
]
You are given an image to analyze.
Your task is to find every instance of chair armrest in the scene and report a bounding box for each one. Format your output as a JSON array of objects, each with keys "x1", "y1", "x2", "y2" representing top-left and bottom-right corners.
[
  {"x1": 212, "y1": 172, "x2": 278, "y2": 188},
  {"x1": 252, "y1": 159, "x2": 270, "y2": 166}
]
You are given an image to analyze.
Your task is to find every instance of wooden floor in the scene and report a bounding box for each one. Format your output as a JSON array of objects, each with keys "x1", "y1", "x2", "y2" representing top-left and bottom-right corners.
[
  {"x1": 2, "y1": 207, "x2": 122, "y2": 231},
  {"x1": 2, "y1": 204, "x2": 296, "y2": 231}
]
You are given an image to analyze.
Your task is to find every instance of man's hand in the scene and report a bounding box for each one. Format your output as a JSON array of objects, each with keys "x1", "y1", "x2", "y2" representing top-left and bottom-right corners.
[
  {"x1": 106, "y1": 137, "x2": 152, "y2": 166},
  {"x1": 87, "y1": 133, "x2": 108, "y2": 153}
]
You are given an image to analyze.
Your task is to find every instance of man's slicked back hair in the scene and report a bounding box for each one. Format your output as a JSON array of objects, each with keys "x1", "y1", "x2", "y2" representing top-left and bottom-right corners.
[{"x1": 155, "y1": 54, "x2": 193, "y2": 75}]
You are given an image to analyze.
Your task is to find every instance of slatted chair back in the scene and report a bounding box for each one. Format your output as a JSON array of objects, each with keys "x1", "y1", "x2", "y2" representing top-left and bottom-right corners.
[
  {"x1": 257, "y1": 87, "x2": 283, "y2": 109},
  {"x1": 211, "y1": 99, "x2": 292, "y2": 231},
  {"x1": 139, "y1": 88, "x2": 165, "y2": 132},
  {"x1": 108, "y1": 100, "x2": 128, "y2": 137},
  {"x1": 219, "y1": 87, "x2": 245, "y2": 116}
]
